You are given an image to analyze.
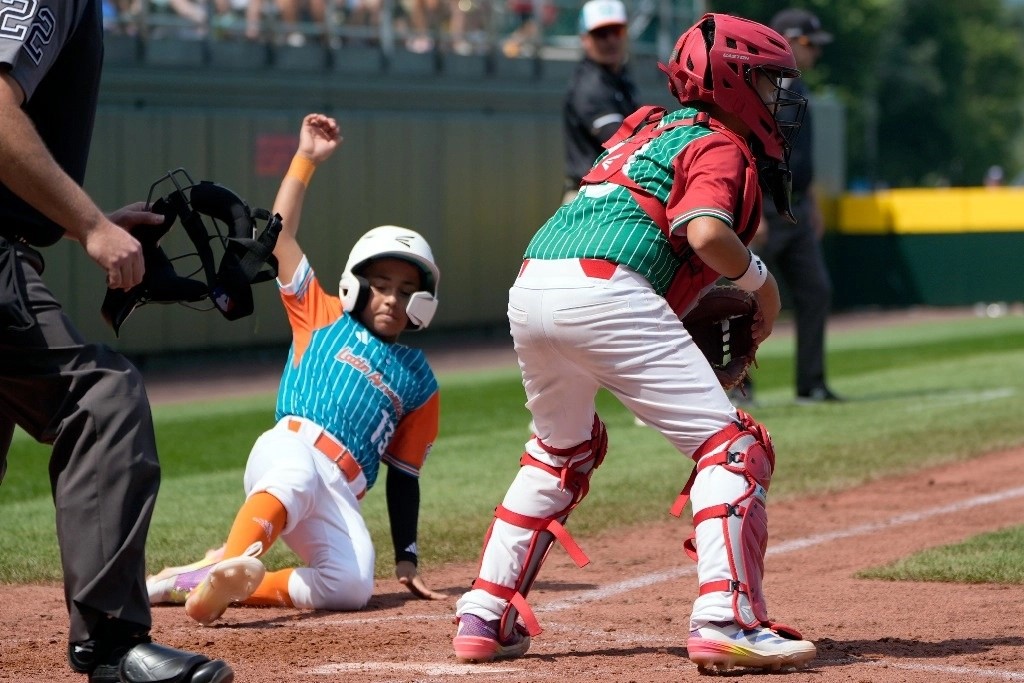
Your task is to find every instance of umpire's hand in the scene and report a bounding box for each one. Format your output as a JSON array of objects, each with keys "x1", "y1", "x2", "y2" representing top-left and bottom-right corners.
[{"x1": 396, "y1": 560, "x2": 446, "y2": 600}]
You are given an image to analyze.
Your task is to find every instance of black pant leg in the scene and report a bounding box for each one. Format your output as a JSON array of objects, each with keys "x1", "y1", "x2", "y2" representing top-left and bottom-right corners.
[
  {"x1": 761, "y1": 201, "x2": 833, "y2": 394},
  {"x1": 0, "y1": 252, "x2": 158, "y2": 643}
]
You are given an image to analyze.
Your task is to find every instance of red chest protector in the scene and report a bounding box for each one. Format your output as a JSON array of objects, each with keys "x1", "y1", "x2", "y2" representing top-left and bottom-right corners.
[{"x1": 581, "y1": 106, "x2": 762, "y2": 316}]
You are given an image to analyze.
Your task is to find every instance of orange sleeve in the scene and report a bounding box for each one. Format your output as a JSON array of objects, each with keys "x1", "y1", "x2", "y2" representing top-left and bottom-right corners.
[
  {"x1": 279, "y1": 271, "x2": 343, "y2": 365},
  {"x1": 382, "y1": 391, "x2": 440, "y2": 477}
]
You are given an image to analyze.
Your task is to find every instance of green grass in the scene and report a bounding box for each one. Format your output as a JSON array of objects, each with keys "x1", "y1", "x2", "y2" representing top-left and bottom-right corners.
[
  {"x1": 2, "y1": 313, "x2": 1024, "y2": 583},
  {"x1": 858, "y1": 525, "x2": 1024, "y2": 583}
]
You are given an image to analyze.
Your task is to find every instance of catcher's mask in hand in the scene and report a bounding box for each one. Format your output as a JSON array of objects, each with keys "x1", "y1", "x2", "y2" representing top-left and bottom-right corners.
[{"x1": 101, "y1": 168, "x2": 283, "y2": 336}]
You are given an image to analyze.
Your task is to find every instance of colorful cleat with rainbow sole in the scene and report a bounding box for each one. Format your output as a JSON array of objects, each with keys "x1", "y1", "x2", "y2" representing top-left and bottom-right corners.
[{"x1": 687, "y1": 621, "x2": 816, "y2": 674}]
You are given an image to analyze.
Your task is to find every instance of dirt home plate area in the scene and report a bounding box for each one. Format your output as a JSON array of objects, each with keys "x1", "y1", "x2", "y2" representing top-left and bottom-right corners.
[{"x1": 3, "y1": 309, "x2": 1024, "y2": 682}]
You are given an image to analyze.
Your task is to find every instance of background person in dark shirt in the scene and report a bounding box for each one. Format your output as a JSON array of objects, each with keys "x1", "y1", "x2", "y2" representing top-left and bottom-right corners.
[
  {"x1": 561, "y1": 0, "x2": 638, "y2": 204},
  {"x1": 739, "y1": 7, "x2": 842, "y2": 405}
]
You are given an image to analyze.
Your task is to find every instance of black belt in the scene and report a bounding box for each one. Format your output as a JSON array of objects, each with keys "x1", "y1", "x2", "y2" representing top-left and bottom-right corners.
[{"x1": 0, "y1": 236, "x2": 45, "y2": 274}]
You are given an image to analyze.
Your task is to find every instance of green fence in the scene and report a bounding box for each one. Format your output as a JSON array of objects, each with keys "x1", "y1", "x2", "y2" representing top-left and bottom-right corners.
[{"x1": 824, "y1": 188, "x2": 1024, "y2": 309}]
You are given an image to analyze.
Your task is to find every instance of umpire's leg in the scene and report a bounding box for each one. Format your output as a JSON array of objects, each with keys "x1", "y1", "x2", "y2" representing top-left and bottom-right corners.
[
  {"x1": 778, "y1": 222, "x2": 832, "y2": 395},
  {"x1": 0, "y1": 254, "x2": 159, "y2": 643}
]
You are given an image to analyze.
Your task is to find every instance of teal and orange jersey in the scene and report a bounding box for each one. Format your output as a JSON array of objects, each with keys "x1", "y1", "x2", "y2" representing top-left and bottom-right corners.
[{"x1": 275, "y1": 257, "x2": 439, "y2": 489}]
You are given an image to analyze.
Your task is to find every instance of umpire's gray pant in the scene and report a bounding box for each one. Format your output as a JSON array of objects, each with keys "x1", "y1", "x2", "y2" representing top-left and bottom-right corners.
[{"x1": 0, "y1": 244, "x2": 158, "y2": 643}]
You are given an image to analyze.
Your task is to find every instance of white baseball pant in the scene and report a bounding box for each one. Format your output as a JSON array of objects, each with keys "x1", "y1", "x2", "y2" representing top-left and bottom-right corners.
[
  {"x1": 456, "y1": 258, "x2": 758, "y2": 629},
  {"x1": 244, "y1": 417, "x2": 375, "y2": 610}
]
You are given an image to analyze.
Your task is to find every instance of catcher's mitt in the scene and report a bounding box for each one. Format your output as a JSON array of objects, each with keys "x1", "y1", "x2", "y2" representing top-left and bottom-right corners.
[{"x1": 683, "y1": 285, "x2": 759, "y2": 390}]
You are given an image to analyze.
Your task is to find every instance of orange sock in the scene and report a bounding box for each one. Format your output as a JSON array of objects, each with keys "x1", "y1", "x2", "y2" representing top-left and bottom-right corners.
[
  {"x1": 221, "y1": 491, "x2": 296, "y2": 608},
  {"x1": 224, "y1": 491, "x2": 287, "y2": 559},
  {"x1": 245, "y1": 569, "x2": 295, "y2": 607}
]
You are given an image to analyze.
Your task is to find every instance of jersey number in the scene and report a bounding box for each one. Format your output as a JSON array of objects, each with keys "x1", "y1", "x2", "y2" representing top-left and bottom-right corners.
[
  {"x1": 0, "y1": 0, "x2": 37, "y2": 41},
  {"x1": 22, "y1": 6, "x2": 52, "y2": 65},
  {"x1": 370, "y1": 409, "x2": 396, "y2": 457}
]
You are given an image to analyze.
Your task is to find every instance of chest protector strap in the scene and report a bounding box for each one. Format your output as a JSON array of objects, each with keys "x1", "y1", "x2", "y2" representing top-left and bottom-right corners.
[
  {"x1": 581, "y1": 106, "x2": 764, "y2": 316},
  {"x1": 581, "y1": 106, "x2": 701, "y2": 232}
]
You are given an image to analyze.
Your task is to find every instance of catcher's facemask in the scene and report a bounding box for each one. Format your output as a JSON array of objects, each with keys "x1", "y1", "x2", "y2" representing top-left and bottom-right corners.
[{"x1": 101, "y1": 168, "x2": 283, "y2": 336}]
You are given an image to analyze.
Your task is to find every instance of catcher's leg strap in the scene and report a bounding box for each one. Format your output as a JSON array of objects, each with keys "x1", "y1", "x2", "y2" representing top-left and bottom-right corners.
[
  {"x1": 673, "y1": 411, "x2": 777, "y2": 628},
  {"x1": 669, "y1": 408, "x2": 774, "y2": 518},
  {"x1": 472, "y1": 416, "x2": 607, "y2": 638}
]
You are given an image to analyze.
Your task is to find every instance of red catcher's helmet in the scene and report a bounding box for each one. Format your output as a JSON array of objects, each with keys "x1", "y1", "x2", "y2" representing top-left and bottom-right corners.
[{"x1": 660, "y1": 13, "x2": 804, "y2": 162}]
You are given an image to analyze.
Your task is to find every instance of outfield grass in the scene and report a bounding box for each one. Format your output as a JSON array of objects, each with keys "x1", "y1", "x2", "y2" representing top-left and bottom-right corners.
[{"x1": 2, "y1": 313, "x2": 1023, "y2": 583}]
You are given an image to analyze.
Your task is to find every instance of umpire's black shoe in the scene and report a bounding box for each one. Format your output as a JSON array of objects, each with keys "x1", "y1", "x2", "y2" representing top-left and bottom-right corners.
[
  {"x1": 795, "y1": 386, "x2": 845, "y2": 404},
  {"x1": 75, "y1": 641, "x2": 233, "y2": 683}
]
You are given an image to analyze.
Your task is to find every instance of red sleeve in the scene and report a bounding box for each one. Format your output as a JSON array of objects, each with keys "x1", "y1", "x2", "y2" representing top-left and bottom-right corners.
[{"x1": 665, "y1": 134, "x2": 751, "y2": 237}]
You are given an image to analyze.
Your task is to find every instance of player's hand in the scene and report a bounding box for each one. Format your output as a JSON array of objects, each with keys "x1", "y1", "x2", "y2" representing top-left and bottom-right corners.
[
  {"x1": 297, "y1": 113, "x2": 341, "y2": 165},
  {"x1": 396, "y1": 560, "x2": 446, "y2": 601}
]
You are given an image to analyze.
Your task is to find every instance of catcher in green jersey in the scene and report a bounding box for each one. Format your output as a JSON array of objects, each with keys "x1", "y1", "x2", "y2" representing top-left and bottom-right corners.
[{"x1": 453, "y1": 13, "x2": 818, "y2": 674}]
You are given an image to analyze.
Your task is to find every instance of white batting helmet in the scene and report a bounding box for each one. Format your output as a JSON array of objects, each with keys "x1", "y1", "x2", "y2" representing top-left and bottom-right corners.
[{"x1": 339, "y1": 225, "x2": 440, "y2": 330}]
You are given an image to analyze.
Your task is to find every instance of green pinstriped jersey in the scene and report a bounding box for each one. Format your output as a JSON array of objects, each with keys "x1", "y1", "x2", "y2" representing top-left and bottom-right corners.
[{"x1": 525, "y1": 107, "x2": 713, "y2": 296}]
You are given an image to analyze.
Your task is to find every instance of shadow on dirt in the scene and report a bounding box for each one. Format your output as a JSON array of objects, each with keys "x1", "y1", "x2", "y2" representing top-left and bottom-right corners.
[{"x1": 815, "y1": 635, "x2": 1024, "y2": 663}]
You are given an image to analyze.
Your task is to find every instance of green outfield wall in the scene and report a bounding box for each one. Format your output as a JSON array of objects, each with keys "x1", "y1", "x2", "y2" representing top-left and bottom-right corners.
[{"x1": 825, "y1": 188, "x2": 1024, "y2": 309}]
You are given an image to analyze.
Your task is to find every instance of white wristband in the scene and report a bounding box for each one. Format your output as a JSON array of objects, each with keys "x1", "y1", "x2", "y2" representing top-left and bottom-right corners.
[{"x1": 728, "y1": 251, "x2": 768, "y2": 291}]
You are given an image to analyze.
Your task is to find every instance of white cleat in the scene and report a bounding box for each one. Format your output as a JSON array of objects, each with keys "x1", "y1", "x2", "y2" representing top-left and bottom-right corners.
[
  {"x1": 687, "y1": 621, "x2": 816, "y2": 673},
  {"x1": 184, "y1": 556, "x2": 266, "y2": 626}
]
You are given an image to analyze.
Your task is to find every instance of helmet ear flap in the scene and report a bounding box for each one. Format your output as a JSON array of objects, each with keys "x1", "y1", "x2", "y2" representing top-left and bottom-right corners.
[
  {"x1": 405, "y1": 291, "x2": 438, "y2": 330},
  {"x1": 339, "y1": 272, "x2": 370, "y2": 315}
]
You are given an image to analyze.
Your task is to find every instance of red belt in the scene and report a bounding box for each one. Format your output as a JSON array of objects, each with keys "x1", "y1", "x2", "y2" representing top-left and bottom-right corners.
[
  {"x1": 287, "y1": 419, "x2": 365, "y2": 498},
  {"x1": 519, "y1": 258, "x2": 617, "y2": 279}
]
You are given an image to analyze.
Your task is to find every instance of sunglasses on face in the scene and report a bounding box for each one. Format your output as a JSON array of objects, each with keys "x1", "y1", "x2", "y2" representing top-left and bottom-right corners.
[{"x1": 589, "y1": 25, "x2": 626, "y2": 40}]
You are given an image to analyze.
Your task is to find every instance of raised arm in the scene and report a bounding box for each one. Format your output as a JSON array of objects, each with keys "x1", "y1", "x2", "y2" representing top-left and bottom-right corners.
[{"x1": 273, "y1": 113, "x2": 342, "y2": 283}]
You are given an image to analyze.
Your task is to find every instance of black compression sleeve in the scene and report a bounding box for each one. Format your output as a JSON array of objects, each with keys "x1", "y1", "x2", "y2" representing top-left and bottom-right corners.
[{"x1": 386, "y1": 464, "x2": 420, "y2": 566}]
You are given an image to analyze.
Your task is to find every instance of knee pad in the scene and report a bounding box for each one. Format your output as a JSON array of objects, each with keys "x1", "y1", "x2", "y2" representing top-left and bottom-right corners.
[
  {"x1": 670, "y1": 411, "x2": 776, "y2": 628},
  {"x1": 473, "y1": 415, "x2": 608, "y2": 638}
]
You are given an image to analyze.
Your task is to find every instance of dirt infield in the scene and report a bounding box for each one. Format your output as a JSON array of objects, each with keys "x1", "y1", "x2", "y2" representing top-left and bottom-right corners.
[
  {"x1": 4, "y1": 446, "x2": 1024, "y2": 682},
  {"x1": 3, "y1": 307, "x2": 1024, "y2": 682}
]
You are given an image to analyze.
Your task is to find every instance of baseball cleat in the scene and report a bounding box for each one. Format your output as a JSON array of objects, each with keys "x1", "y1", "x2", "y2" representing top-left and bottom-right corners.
[
  {"x1": 184, "y1": 556, "x2": 266, "y2": 626},
  {"x1": 687, "y1": 621, "x2": 816, "y2": 673},
  {"x1": 453, "y1": 614, "x2": 531, "y2": 663},
  {"x1": 147, "y1": 556, "x2": 220, "y2": 605}
]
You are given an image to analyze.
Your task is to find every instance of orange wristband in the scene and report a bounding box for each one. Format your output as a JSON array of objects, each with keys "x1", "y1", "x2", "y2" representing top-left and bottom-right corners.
[{"x1": 286, "y1": 155, "x2": 316, "y2": 187}]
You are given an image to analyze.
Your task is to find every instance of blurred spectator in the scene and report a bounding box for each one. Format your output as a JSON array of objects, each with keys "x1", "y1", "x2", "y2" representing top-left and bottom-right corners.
[
  {"x1": 343, "y1": 0, "x2": 383, "y2": 43},
  {"x1": 984, "y1": 164, "x2": 1005, "y2": 187},
  {"x1": 448, "y1": 0, "x2": 489, "y2": 55},
  {"x1": 501, "y1": 0, "x2": 557, "y2": 58},
  {"x1": 402, "y1": 0, "x2": 442, "y2": 53},
  {"x1": 271, "y1": 0, "x2": 329, "y2": 46},
  {"x1": 103, "y1": 0, "x2": 140, "y2": 33},
  {"x1": 154, "y1": 0, "x2": 263, "y2": 39},
  {"x1": 561, "y1": 0, "x2": 637, "y2": 203}
]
